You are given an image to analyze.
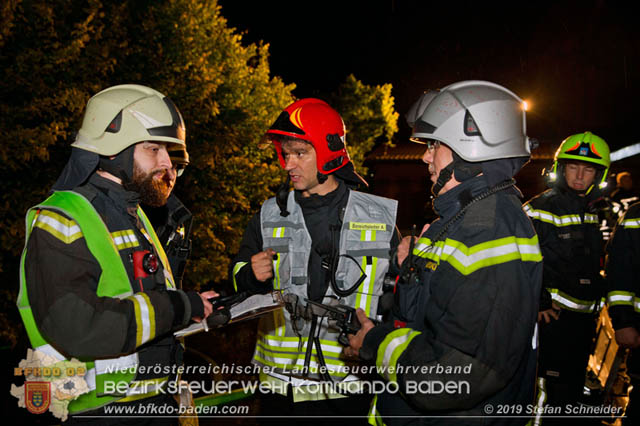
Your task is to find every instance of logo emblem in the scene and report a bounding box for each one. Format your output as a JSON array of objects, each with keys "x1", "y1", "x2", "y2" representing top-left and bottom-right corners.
[
  {"x1": 290, "y1": 107, "x2": 305, "y2": 130},
  {"x1": 565, "y1": 141, "x2": 602, "y2": 160},
  {"x1": 25, "y1": 382, "x2": 51, "y2": 415}
]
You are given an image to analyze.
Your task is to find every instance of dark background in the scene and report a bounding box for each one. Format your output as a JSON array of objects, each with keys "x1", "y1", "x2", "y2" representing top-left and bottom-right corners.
[
  {"x1": 220, "y1": 0, "x2": 639, "y2": 149},
  {"x1": 220, "y1": 0, "x2": 640, "y2": 230}
]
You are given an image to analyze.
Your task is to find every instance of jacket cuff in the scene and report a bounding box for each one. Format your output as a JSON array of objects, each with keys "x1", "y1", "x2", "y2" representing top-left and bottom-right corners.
[
  {"x1": 186, "y1": 291, "x2": 204, "y2": 319},
  {"x1": 360, "y1": 322, "x2": 395, "y2": 362},
  {"x1": 539, "y1": 288, "x2": 552, "y2": 311},
  {"x1": 167, "y1": 290, "x2": 192, "y2": 327}
]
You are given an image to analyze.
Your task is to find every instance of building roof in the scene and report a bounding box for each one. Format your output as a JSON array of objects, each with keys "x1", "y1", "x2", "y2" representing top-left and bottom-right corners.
[{"x1": 367, "y1": 139, "x2": 558, "y2": 162}]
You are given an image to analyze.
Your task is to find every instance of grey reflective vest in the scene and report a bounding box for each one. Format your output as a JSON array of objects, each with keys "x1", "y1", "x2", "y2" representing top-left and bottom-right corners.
[
  {"x1": 17, "y1": 191, "x2": 174, "y2": 414},
  {"x1": 253, "y1": 190, "x2": 397, "y2": 381}
]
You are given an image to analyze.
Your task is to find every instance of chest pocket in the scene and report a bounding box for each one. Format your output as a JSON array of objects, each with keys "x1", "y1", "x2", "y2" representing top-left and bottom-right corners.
[{"x1": 262, "y1": 222, "x2": 310, "y2": 291}]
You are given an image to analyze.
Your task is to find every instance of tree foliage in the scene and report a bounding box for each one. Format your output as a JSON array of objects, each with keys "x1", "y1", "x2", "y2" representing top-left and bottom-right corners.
[
  {"x1": 0, "y1": 0, "x2": 398, "y2": 347},
  {"x1": 328, "y1": 74, "x2": 399, "y2": 175}
]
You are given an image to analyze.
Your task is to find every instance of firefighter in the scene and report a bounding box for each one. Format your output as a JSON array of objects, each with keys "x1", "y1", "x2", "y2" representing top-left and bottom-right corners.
[
  {"x1": 17, "y1": 84, "x2": 216, "y2": 423},
  {"x1": 607, "y1": 201, "x2": 640, "y2": 425},
  {"x1": 524, "y1": 132, "x2": 610, "y2": 423},
  {"x1": 230, "y1": 98, "x2": 400, "y2": 423},
  {"x1": 346, "y1": 80, "x2": 542, "y2": 425}
]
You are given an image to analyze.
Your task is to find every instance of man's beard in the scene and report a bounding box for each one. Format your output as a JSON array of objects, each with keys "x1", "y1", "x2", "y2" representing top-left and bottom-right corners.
[{"x1": 125, "y1": 164, "x2": 174, "y2": 207}]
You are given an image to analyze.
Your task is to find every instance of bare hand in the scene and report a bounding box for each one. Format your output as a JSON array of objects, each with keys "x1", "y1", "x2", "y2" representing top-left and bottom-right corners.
[
  {"x1": 343, "y1": 309, "x2": 375, "y2": 358},
  {"x1": 397, "y1": 236, "x2": 414, "y2": 267},
  {"x1": 538, "y1": 302, "x2": 562, "y2": 323},
  {"x1": 397, "y1": 224, "x2": 430, "y2": 266},
  {"x1": 192, "y1": 290, "x2": 218, "y2": 322},
  {"x1": 251, "y1": 248, "x2": 276, "y2": 282},
  {"x1": 615, "y1": 327, "x2": 640, "y2": 348}
]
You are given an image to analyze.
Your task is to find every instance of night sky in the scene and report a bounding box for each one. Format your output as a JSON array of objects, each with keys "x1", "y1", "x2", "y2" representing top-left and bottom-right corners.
[{"x1": 219, "y1": 0, "x2": 639, "y2": 151}]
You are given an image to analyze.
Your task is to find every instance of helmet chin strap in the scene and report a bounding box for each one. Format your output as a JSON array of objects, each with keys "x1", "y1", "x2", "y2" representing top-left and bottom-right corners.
[
  {"x1": 432, "y1": 162, "x2": 455, "y2": 196},
  {"x1": 317, "y1": 172, "x2": 328, "y2": 184},
  {"x1": 431, "y1": 152, "x2": 483, "y2": 196},
  {"x1": 98, "y1": 145, "x2": 136, "y2": 185}
]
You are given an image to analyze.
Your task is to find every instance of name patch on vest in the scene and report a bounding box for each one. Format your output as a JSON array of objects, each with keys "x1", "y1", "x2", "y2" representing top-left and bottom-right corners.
[{"x1": 349, "y1": 222, "x2": 387, "y2": 231}]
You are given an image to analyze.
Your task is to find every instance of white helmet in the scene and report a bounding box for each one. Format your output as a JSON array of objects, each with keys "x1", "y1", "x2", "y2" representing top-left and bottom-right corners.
[
  {"x1": 406, "y1": 80, "x2": 531, "y2": 162},
  {"x1": 72, "y1": 84, "x2": 185, "y2": 156}
]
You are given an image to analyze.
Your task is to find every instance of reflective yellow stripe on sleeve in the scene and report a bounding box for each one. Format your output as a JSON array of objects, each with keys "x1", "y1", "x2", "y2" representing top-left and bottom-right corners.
[
  {"x1": 110, "y1": 230, "x2": 140, "y2": 250},
  {"x1": 621, "y1": 218, "x2": 640, "y2": 229},
  {"x1": 547, "y1": 288, "x2": 598, "y2": 313},
  {"x1": 412, "y1": 235, "x2": 541, "y2": 275},
  {"x1": 127, "y1": 293, "x2": 156, "y2": 347},
  {"x1": 376, "y1": 328, "x2": 422, "y2": 384},
  {"x1": 232, "y1": 261, "x2": 248, "y2": 292},
  {"x1": 607, "y1": 291, "x2": 635, "y2": 307},
  {"x1": 523, "y1": 205, "x2": 585, "y2": 227},
  {"x1": 33, "y1": 210, "x2": 83, "y2": 244}
]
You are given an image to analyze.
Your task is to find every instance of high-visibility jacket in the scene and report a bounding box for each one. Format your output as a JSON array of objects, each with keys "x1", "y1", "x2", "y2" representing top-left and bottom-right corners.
[
  {"x1": 524, "y1": 187, "x2": 605, "y2": 313},
  {"x1": 253, "y1": 190, "x2": 397, "y2": 382},
  {"x1": 18, "y1": 188, "x2": 181, "y2": 414},
  {"x1": 361, "y1": 177, "x2": 542, "y2": 425}
]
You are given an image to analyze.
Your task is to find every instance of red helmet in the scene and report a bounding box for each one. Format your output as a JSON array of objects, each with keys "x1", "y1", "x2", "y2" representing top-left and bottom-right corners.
[{"x1": 265, "y1": 98, "x2": 350, "y2": 175}]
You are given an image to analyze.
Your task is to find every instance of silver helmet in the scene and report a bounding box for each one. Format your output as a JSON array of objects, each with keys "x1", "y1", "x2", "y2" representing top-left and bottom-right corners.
[{"x1": 406, "y1": 80, "x2": 531, "y2": 162}]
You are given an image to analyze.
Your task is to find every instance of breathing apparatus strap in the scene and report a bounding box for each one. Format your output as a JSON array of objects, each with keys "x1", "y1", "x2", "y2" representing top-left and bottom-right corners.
[{"x1": 276, "y1": 175, "x2": 291, "y2": 217}]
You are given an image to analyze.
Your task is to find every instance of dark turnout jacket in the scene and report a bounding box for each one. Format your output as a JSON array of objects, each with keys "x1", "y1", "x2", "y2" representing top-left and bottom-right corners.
[
  {"x1": 607, "y1": 202, "x2": 640, "y2": 330},
  {"x1": 524, "y1": 186, "x2": 605, "y2": 313},
  {"x1": 361, "y1": 176, "x2": 543, "y2": 425}
]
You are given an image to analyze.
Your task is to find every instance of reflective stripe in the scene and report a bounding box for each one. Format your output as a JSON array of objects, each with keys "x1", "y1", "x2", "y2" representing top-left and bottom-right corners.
[
  {"x1": 361, "y1": 230, "x2": 376, "y2": 241},
  {"x1": 264, "y1": 221, "x2": 304, "y2": 229},
  {"x1": 413, "y1": 235, "x2": 541, "y2": 275},
  {"x1": 95, "y1": 353, "x2": 138, "y2": 375},
  {"x1": 273, "y1": 309, "x2": 286, "y2": 337},
  {"x1": 232, "y1": 262, "x2": 248, "y2": 292},
  {"x1": 584, "y1": 213, "x2": 599, "y2": 224},
  {"x1": 355, "y1": 257, "x2": 377, "y2": 317},
  {"x1": 255, "y1": 334, "x2": 349, "y2": 375},
  {"x1": 547, "y1": 288, "x2": 598, "y2": 313},
  {"x1": 376, "y1": 328, "x2": 421, "y2": 383},
  {"x1": 35, "y1": 343, "x2": 66, "y2": 361},
  {"x1": 260, "y1": 369, "x2": 361, "y2": 393},
  {"x1": 137, "y1": 207, "x2": 175, "y2": 289},
  {"x1": 532, "y1": 323, "x2": 538, "y2": 350},
  {"x1": 258, "y1": 333, "x2": 344, "y2": 355},
  {"x1": 33, "y1": 345, "x2": 139, "y2": 393},
  {"x1": 272, "y1": 253, "x2": 281, "y2": 290},
  {"x1": 110, "y1": 230, "x2": 139, "y2": 250},
  {"x1": 532, "y1": 377, "x2": 547, "y2": 426},
  {"x1": 254, "y1": 350, "x2": 350, "y2": 377},
  {"x1": 621, "y1": 218, "x2": 640, "y2": 229},
  {"x1": 127, "y1": 293, "x2": 156, "y2": 346},
  {"x1": 524, "y1": 205, "x2": 585, "y2": 227},
  {"x1": 272, "y1": 227, "x2": 285, "y2": 238},
  {"x1": 367, "y1": 394, "x2": 385, "y2": 426},
  {"x1": 607, "y1": 291, "x2": 635, "y2": 307},
  {"x1": 34, "y1": 210, "x2": 83, "y2": 243}
]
